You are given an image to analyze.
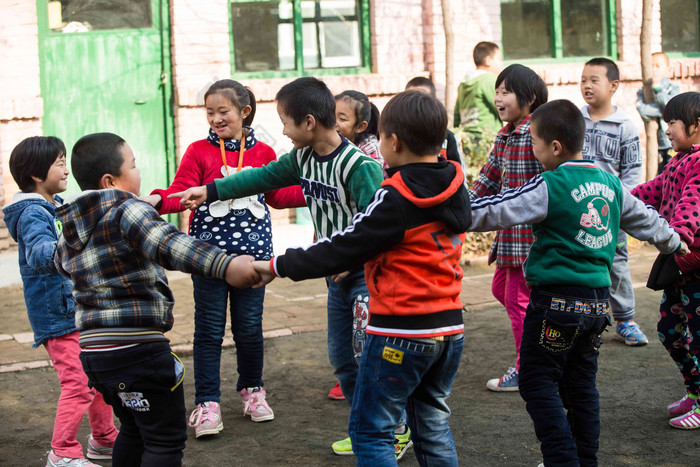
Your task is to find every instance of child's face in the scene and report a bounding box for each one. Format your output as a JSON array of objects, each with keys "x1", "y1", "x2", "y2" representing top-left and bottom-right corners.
[
  {"x1": 666, "y1": 119, "x2": 698, "y2": 152},
  {"x1": 111, "y1": 143, "x2": 142, "y2": 196},
  {"x1": 580, "y1": 65, "x2": 618, "y2": 108},
  {"x1": 494, "y1": 81, "x2": 529, "y2": 125},
  {"x1": 206, "y1": 92, "x2": 250, "y2": 141},
  {"x1": 335, "y1": 98, "x2": 360, "y2": 142},
  {"x1": 35, "y1": 153, "x2": 69, "y2": 196},
  {"x1": 530, "y1": 122, "x2": 557, "y2": 171},
  {"x1": 652, "y1": 54, "x2": 671, "y2": 84},
  {"x1": 277, "y1": 103, "x2": 312, "y2": 149}
]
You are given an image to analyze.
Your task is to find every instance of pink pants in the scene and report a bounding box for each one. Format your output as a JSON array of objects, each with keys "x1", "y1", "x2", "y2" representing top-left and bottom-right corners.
[
  {"x1": 44, "y1": 331, "x2": 118, "y2": 458},
  {"x1": 491, "y1": 266, "x2": 530, "y2": 371}
]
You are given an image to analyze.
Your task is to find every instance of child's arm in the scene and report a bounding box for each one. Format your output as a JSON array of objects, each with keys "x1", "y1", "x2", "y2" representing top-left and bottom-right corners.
[
  {"x1": 618, "y1": 121, "x2": 643, "y2": 190},
  {"x1": 19, "y1": 206, "x2": 60, "y2": 271},
  {"x1": 630, "y1": 174, "x2": 663, "y2": 211},
  {"x1": 657, "y1": 79, "x2": 681, "y2": 107},
  {"x1": 469, "y1": 175, "x2": 548, "y2": 231},
  {"x1": 619, "y1": 189, "x2": 682, "y2": 253},
  {"x1": 258, "y1": 148, "x2": 307, "y2": 209},
  {"x1": 147, "y1": 145, "x2": 205, "y2": 213},
  {"x1": 346, "y1": 160, "x2": 384, "y2": 212},
  {"x1": 636, "y1": 87, "x2": 663, "y2": 121}
]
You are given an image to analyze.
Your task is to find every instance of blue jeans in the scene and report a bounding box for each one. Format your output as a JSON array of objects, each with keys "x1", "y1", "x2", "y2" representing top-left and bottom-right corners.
[
  {"x1": 349, "y1": 333, "x2": 464, "y2": 467},
  {"x1": 519, "y1": 286, "x2": 610, "y2": 467},
  {"x1": 192, "y1": 276, "x2": 266, "y2": 403},
  {"x1": 80, "y1": 342, "x2": 187, "y2": 466},
  {"x1": 326, "y1": 269, "x2": 369, "y2": 406}
]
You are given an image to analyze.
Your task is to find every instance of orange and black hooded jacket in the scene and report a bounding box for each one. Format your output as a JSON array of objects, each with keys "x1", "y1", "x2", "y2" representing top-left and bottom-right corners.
[{"x1": 271, "y1": 158, "x2": 471, "y2": 338}]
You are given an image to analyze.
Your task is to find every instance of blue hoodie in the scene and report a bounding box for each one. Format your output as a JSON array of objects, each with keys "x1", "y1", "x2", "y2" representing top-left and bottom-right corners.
[{"x1": 2, "y1": 192, "x2": 75, "y2": 347}]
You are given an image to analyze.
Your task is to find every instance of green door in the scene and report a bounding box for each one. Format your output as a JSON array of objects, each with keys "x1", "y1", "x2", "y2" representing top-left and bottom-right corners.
[{"x1": 37, "y1": 0, "x2": 175, "y2": 199}]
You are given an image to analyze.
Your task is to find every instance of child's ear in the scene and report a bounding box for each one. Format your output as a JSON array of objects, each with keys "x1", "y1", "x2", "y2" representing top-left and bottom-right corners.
[
  {"x1": 100, "y1": 173, "x2": 117, "y2": 190},
  {"x1": 30, "y1": 175, "x2": 44, "y2": 184},
  {"x1": 610, "y1": 79, "x2": 620, "y2": 93},
  {"x1": 390, "y1": 133, "x2": 401, "y2": 152},
  {"x1": 689, "y1": 119, "x2": 700, "y2": 136},
  {"x1": 552, "y1": 140, "x2": 563, "y2": 157},
  {"x1": 305, "y1": 114, "x2": 316, "y2": 131},
  {"x1": 355, "y1": 121, "x2": 369, "y2": 134},
  {"x1": 241, "y1": 105, "x2": 252, "y2": 120}
]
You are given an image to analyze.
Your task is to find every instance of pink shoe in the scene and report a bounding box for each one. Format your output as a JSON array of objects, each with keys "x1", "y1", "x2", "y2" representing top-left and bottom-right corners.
[
  {"x1": 670, "y1": 407, "x2": 700, "y2": 429},
  {"x1": 46, "y1": 450, "x2": 101, "y2": 466},
  {"x1": 188, "y1": 401, "x2": 223, "y2": 438},
  {"x1": 328, "y1": 382, "x2": 345, "y2": 400},
  {"x1": 241, "y1": 387, "x2": 275, "y2": 422},
  {"x1": 86, "y1": 435, "x2": 113, "y2": 460},
  {"x1": 668, "y1": 394, "x2": 698, "y2": 416}
]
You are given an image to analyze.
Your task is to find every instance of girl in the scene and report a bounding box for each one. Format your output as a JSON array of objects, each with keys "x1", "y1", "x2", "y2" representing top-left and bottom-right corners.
[
  {"x1": 3, "y1": 136, "x2": 118, "y2": 466},
  {"x1": 631, "y1": 92, "x2": 700, "y2": 429},
  {"x1": 469, "y1": 64, "x2": 548, "y2": 392},
  {"x1": 335, "y1": 90, "x2": 384, "y2": 173},
  {"x1": 144, "y1": 79, "x2": 305, "y2": 437}
]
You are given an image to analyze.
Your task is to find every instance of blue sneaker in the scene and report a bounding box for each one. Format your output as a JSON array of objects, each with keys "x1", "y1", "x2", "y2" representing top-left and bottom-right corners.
[
  {"x1": 486, "y1": 367, "x2": 519, "y2": 392},
  {"x1": 615, "y1": 320, "x2": 648, "y2": 346}
]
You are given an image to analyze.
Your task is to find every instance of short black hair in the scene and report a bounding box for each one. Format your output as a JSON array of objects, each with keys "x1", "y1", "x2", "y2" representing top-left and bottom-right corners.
[
  {"x1": 9, "y1": 136, "x2": 66, "y2": 192},
  {"x1": 530, "y1": 99, "x2": 586, "y2": 154},
  {"x1": 663, "y1": 92, "x2": 700, "y2": 135},
  {"x1": 275, "y1": 77, "x2": 336, "y2": 128},
  {"x1": 380, "y1": 90, "x2": 446, "y2": 156},
  {"x1": 584, "y1": 57, "x2": 620, "y2": 82},
  {"x1": 496, "y1": 64, "x2": 548, "y2": 113},
  {"x1": 71, "y1": 132, "x2": 126, "y2": 190},
  {"x1": 405, "y1": 77, "x2": 436, "y2": 98},
  {"x1": 473, "y1": 41, "x2": 499, "y2": 67}
]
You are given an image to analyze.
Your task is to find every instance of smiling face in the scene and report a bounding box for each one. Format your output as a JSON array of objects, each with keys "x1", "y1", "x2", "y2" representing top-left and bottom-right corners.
[
  {"x1": 335, "y1": 98, "x2": 360, "y2": 143},
  {"x1": 494, "y1": 81, "x2": 530, "y2": 125},
  {"x1": 277, "y1": 102, "x2": 312, "y2": 149},
  {"x1": 666, "y1": 119, "x2": 698, "y2": 152},
  {"x1": 206, "y1": 92, "x2": 249, "y2": 140},
  {"x1": 34, "y1": 152, "x2": 69, "y2": 200},
  {"x1": 580, "y1": 64, "x2": 618, "y2": 108}
]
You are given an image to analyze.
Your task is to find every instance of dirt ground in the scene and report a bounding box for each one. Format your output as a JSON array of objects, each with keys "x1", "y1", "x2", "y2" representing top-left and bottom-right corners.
[{"x1": 1, "y1": 259, "x2": 699, "y2": 466}]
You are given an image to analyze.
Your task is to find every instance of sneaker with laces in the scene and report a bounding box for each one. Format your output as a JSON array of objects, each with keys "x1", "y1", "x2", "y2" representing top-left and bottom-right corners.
[
  {"x1": 241, "y1": 387, "x2": 275, "y2": 422},
  {"x1": 188, "y1": 401, "x2": 224, "y2": 438},
  {"x1": 328, "y1": 382, "x2": 345, "y2": 400},
  {"x1": 331, "y1": 437, "x2": 354, "y2": 456},
  {"x1": 670, "y1": 407, "x2": 700, "y2": 429},
  {"x1": 486, "y1": 367, "x2": 519, "y2": 392},
  {"x1": 86, "y1": 435, "x2": 113, "y2": 460},
  {"x1": 668, "y1": 394, "x2": 699, "y2": 416},
  {"x1": 614, "y1": 320, "x2": 648, "y2": 346},
  {"x1": 394, "y1": 427, "x2": 413, "y2": 461},
  {"x1": 46, "y1": 451, "x2": 101, "y2": 467}
]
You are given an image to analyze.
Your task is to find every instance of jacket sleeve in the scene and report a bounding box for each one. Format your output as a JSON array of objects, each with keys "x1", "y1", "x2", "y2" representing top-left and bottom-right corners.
[
  {"x1": 445, "y1": 131, "x2": 464, "y2": 170},
  {"x1": 657, "y1": 80, "x2": 681, "y2": 107},
  {"x1": 120, "y1": 200, "x2": 232, "y2": 279},
  {"x1": 257, "y1": 148, "x2": 307, "y2": 209},
  {"x1": 619, "y1": 121, "x2": 643, "y2": 190},
  {"x1": 453, "y1": 84, "x2": 463, "y2": 127},
  {"x1": 346, "y1": 159, "x2": 384, "y2": 212},
  {"x1": 19, "y1": 206, "x2": 59, "y2": 271},
  {"x1": 636, "y1": 87, "x2": 663, "y2": 121},
  {"x1": 663, "y1": 156, "x2": 700, "y2": 245},
  {"x1": 151, "y1": 144, "x2": 203, "y2": 214},
  {"x1": 469, "y1": 175, "x2": 548, "y2": 231},
  {"x1": 273, "y1": 187, "x2": 405, "y2": 281},
  {"x1": 630, "y1": 174, "x2": 663, "y2": 211},
  {"x1": 469, "y1": 143, "x2": 504, "y2": 200},
  {"x1": 212, "y1": 150, "x2": 301, "y2": 202},
  {"x1": 620, "y1": 190, "x2": 680, "y2": 253}
]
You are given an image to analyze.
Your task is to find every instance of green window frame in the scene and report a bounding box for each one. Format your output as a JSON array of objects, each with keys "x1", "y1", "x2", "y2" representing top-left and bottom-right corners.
[
  {"x1": 500, "y1": 0, "x2": 617, "y2": 63},
  {"x1": 661, "y1": 0, "x2": 700, "y2": 58},
  {"x1": 228, "y1": 0, "x2": 371, "y2": 79}
]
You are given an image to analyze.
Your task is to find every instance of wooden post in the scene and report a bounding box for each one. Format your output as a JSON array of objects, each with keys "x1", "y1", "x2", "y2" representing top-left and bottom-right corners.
[
  {"x1": 641, "y1": 0, "x2": 659, "y2": 181},
  {"x1": 442, "y1": 0, "x2": 456, "y2": 128}
]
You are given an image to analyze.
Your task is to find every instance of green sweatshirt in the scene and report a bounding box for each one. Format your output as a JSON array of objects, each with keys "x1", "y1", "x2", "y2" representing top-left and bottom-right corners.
[{"x1": 454, "y1": 70, "x2": 501, "y2": 137}]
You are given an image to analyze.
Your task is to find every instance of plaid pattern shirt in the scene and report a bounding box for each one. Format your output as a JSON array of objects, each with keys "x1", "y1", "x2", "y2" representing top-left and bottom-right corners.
[
  {"x1": 55, "y1": 189, "x2": 231, "y2": 340},
  {"x1": 469, "y1": 114, "x2": 543, "y2": 267}
]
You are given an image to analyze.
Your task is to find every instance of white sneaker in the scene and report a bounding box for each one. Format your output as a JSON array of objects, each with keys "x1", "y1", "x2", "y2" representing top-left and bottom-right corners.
[{"x1": 46, "y1": 451, "x2": 101, "y2": 467}]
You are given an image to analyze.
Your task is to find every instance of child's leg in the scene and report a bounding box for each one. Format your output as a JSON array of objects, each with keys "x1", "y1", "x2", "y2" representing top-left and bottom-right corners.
[
  {"x1": 44, "y1": 331, "x2": 100, "y2": 459},
  {"x1": 609, "y1": 234, "x2": 635, "y2": 322},
  {"x1": 192, "y1": 276, "x2": 229, "y2": 404},
  {"x1": 229, "y1": 286, "x2": 266, "y2": 391},
  {"x1": 502, "y1": 267, "x2": 529, "y2": 370},
  {"x1": 87, "y1": 389, "x2": 118, "y2": 445}
]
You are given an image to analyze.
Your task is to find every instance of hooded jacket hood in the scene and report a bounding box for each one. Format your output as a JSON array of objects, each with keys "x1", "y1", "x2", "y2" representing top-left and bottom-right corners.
[{"x1": 2, "y1": 192, "x2": 61, "y2": 242}]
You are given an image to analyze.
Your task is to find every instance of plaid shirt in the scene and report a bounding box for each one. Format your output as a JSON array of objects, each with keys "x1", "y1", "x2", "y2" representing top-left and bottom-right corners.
[
  {"x1": 469, "y1": 114, "x2": 543, "y2": 267},
  {"x1": 55, "y1": 189, "x2": 231, "y2": 344}
]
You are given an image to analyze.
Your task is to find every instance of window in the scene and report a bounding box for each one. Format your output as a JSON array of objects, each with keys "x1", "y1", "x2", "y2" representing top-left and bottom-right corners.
[
  {"x1": 47, "y1": 0, "x2": 152, "y2": 32},
  {"x1": 661, "y1": 0, "x2": 700, "y2": 54},
  {"x1": 230, "y1": 0, "x2": 369, "y2": 76},
  {"x1": 500, "y1": 0, "x2": 616, "y2": 60}
]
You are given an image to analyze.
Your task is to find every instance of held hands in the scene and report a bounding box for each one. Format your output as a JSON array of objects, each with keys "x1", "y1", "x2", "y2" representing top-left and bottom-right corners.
[
  {"x1": 140, "y1": 194, "x2": 162, "y2": 207},
  {"x1": 252, "y1": 261, "x2": 276, "y2": 288},
  {"x1": 676, "y1": 241, "x2": 690, "y2": 257},
  {"x1": 168, "y1": 186, "x2": 208, "y2": 210},
  {"x1": 225, "y1": 255, "x2": 261, "y2": 288},
  {"x1": 330, "y1": 271, "x2": 350, "y2": 283}
]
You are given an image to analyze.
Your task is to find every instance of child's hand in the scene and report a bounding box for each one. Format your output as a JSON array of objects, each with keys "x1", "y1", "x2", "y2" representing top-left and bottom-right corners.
[
  {"x1": 676, "y1": 241, "x2": 690, "y2": 257},
  {"x1": 330, "y1": 271, "x2": 350, "y2": 283},
  {"x1": 252, "y1": 260, "x2": 275, "y2": 288},
  {"x1": 225, "y1": 255, "x2": 260, "y2": 288},
  {"x1": 140, "y1": 194, "x2": 162, "y2": 208},
  {"x1": 168, "y1": 186, "x2": 207, "y2": 210}
]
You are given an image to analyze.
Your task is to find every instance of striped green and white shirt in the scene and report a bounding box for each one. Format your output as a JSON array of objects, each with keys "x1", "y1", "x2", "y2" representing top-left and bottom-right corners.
[{"x1": 213, "y1": 137, "x2": 383, "y2": 240}]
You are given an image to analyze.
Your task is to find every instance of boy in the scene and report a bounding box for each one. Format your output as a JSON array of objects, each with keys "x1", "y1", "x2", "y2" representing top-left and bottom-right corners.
[
  {"x1": 168, "y1": 77, "x2": 394, "y2": 456},
  {"x1": 405, "y1": 76, "x2": 464, "y2": 170},
  {"x1": 54, "y1": 132, "x2": 259, "y2": 466},
  {"x1": 470, "y1": 99, "x2": 686, "y2": 465},
  {"x1": 252, "y1": 90, "x2": 471, "y2": 465},
  {"x1": 636, "y1": 51, "x2": 680, "y2": 173},
  {"x1": 453, "y1": 41, "x2": 503, "y2": 163},
  {"x1": 580, "y1": 57, "x2": 647, "y2": 346}
]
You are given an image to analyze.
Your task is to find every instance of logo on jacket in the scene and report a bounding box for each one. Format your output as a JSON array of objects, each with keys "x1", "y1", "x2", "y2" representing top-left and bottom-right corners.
[{"x1": 579, "y1": 197, "x2": 610, "y2": 231}]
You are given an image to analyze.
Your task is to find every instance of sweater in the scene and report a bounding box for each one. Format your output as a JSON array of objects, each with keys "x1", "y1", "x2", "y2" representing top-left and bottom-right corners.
[
  {"x1": 635, "y1": 78, "x2": 681, "y2": 150},
  {"x1": 454, "y1": 70, "x2": 501, "y2": 137}
]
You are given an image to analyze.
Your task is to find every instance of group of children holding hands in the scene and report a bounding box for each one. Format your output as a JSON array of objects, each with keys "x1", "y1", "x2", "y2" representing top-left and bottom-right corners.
[{"x1": 4, "y1": 44, "x2": 700, "y2": 466}]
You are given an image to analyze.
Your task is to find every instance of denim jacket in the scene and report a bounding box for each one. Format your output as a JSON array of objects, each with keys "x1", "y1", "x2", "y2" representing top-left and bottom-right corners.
[{"x1": 2, "y1": 192, "x2": 75, "y2": 347}]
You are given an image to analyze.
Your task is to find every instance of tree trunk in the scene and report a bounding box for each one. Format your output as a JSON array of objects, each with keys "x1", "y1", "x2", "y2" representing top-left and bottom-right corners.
[
  {"x1": 641, "y1": 0, "x2": 659, "y2": 181},
  {"x1": 442, "y1": 0, "x2": 455, "y2": 128}
]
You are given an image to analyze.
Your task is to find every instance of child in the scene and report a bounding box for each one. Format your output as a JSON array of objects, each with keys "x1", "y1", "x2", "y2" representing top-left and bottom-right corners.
[
  {"x1": 636, "y1": 52, "x2": 680, "y2": 173},
  {"x1": 631, "y1": 92, "x2": 700, "y2": 429},
  {"x1": 2, "y1": 136, "x2": 118, "y2": 467},
  {"x1": 252, "y1": 90, "x2": 471, "y2": 465},
  {"x1": 167, "y1": 77, "x2": 404, "y2": 456},
  {"x1": 454, "y1": 41, "x2": 503, "y2": 163},
  {"x1": 470, "y1": 64, "x2": 548, "y2": 392},
  {"x1": 142, "y1": 79, "x2": 305, "y2": 437},
  {"x1": 405, "y1": 76, "x2": 464, "y2": 170},
  {"x1": 54, "y1": 132, "x2": 259, "y2": 465},
  {"x1": 580, "y1": 57, "x2": 647, "y2": 346},
  {"x1": 335, "y1": 90, "x2": 384, "y2": 171},
  {"x1": 469, "y1": 99, "x2": 686, "y2": 465}
]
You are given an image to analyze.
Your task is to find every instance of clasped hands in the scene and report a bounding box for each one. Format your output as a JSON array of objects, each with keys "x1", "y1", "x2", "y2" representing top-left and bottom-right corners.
[{"x1": 226, "y1": 256, "x2": 276, "y2": 289}]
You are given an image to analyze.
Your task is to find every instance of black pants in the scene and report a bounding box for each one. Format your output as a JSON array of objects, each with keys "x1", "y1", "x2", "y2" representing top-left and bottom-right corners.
[{"x1": 80, "y1": 342, "x2": 187, "y2": 466}]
